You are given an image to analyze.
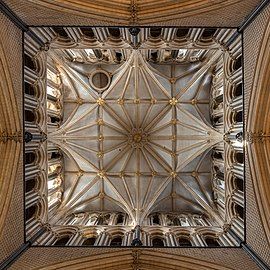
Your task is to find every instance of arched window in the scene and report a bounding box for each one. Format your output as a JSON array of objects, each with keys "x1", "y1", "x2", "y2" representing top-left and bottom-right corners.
[
  {"x1": 216, "y1": 178, "x2": 225, "y2": 189},
  {"x1": 108, "y1": 27, "x2": 121, "y2": 38},
  {"x1": 235, "y1": 204, "x2": 244, "y2": 219},
  {"x1": 235, "y1": 152, "x2": 244, "y2": 164},
  {"x1": 214, "y1": 165, "x2": 219, "y2": 172},
  {"x1": 110, "y1": 236, "x2": 123, "y2": 246},
  {"x1": 213, "y1": 151, "x2": 222, "y2": 160},
  {"x1": 48, "y1": 176, "x2": 62, "y2": 190},
  {"x1": 234, "y1": 84, "x2": 242, "y2": 97},
  {"x1": 97, "y1": 214, "x2": 110, "y2": 225},
  {"x1": 25, "y1": 204, "x2": 37, "y2": 221},
  {"x1": 116, "y1": 214, "x2": 124, "y2": 225},
  {"x1": 25, "y1": 110, "x2": 36, "y2": 123},
  {"x1": 50, "y1": 116, "x2": 61, "y2": 123},
  {"x1": 150, "y1": 27, "x2": 161, "y2": 38},
  {"x1": 54, "y1": 236, "x2": 70, "y2": 246},
  {"x1": 234, "y1": 111, "x2": 243, "y2": 123},
  {"x1": 50, "y1": 151, "x2": 62, "y2": 160},
  {"x1": 82, "y1": 237, "x2": 96, "y2": 246},
  {"x1": 194, "y1": 217, "x2": 203, "y2": 226},
  {"x1": 173, "y1": 217, "x2": 181, "y2": 226},
  {"x1": 178, "y1": 237, "x2": 192, "y2": 247},
  {"x1": 151, "y1": 51, "x2": 158, "y2": 62},
  {"x1": 48, "y1": 164, "x2": 61, "y2": 175},
  {"x1": 25, "y1": 82, "x2": 36, "y2": 96},
  {"x1": 152, "y1": 237, "x2": 164, "y2": 247},
  {"x1": 97, "y1": 216, "x2": 104, "y2": 225},
  {"x1": 81, "y1": 27, "x2": 95, "y2": 38},
  {"x1": 213, "y1": 115, "x2": 223, "y2": 124},
  {"x1": 53, "y1": 27, "x2": 69, "y2": 38},
  {"x1": 205, "y1": 237, "x2": 220, "y2": 247},
  {"x1": 25, "y1": 152, "x2": 36, "y2": 165},
  {"x1": 152, "y1": 214, "x2": 160, "y2": 225},
  {"x1": 25, "y1": 178, "x2": 36, "y2": 193},
  {"x1": 176, "y1": 28, "x2": 189, "y2": 38},
  {"x1": 234, "y1": 56, "x2": 242, "y2": 70},
  {"x1": 180, "y1": 217, "x2": 189, "y2": 226},
  {"x1": 115, "y1": 52, "x2": 122, "y2": 62},
  {"x1": 217, "y1": 171, "x2": 224, "y2": 179},
  {"x1": 86, "y1": 215, "x2": 98, "y2": 226},
  {"x1": 24, "y1": 54, "x2": 36, "y2": 70},
  {"x1": 215, "y1": 94, "x2": 223, "y2": 104},
  {"x1": 234, "y1": 177, "x2": 244, "y2": 192},
  {"x1": 201, "y1": 28, "x2": 217, "y2": 39}
]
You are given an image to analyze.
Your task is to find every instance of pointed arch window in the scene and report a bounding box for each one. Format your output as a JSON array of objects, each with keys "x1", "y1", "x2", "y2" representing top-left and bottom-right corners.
[
  {"x1": 152, "y1": 214, "x2": 160, "y2": 225},
  {"x1": 52, "y1": 27, "x2": 69, "y2": 38},
  {"x1": 25, "y1": 82, "x2": 36, "y2": 96},
  {"x1": 176, "y1": 28, "x2": 189, "y2": 38},
  {"x1": 116, "y1": 214, "x2": 124, "y2": 225},
  {"x1": 110, "y1": 236, "x2": 123, "y2": 246},
  {"x1": 25, "y1": 204, "x2": 37, "y2": 221},
  {"x1": 82, "y1": 237, "x2": 96, "y2": 246},
  {"x1": 25, "y1": 178, "x2": 36, "y2": 193},
  {"x1": 178, "y1": 237, "x2": 192, "y2": 247},
  {"x1": 25, "y1": 110, "x2": 36, "y2": 123},
  {"x1": 108, "y1": 27, "x2": 121, "y2": 38},
  {"x1": 25, "y1": 152, "x2": 36, "y2": 165},
  {"x1": 201, "y1": 28, "x2": 217, "y2": 39},
  {"x1": 152, "y1": 237, "x2": 164, "y2": 247},
  {"x1": 150, "y1": 27, "x2": 162, "y2": 38},
  {"x1": 81, "y1": 27, "x2": 95, "y2": 38},
  {"x1": 205, "y1": 237, "x2": 220, "y2": 247},
  {"x1": 24, "y1": 54, "x2": 36, "y2": 71},
  {"x1": 54, "y1": 236, "x2": 70, "y2": 246}
]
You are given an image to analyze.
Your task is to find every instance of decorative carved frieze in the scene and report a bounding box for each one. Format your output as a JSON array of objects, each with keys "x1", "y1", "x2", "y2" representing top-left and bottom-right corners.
[
  {"x1": 129, "y1": 0, "x2": 139, "y2": 24},
  {"x1": 246, "y1": 131, "x2": 270, "y2": 144},
  {"x1": 0, "y1": 130, "x2": 22, "y2": 143},
  {"x1": 132, "y1": 249, "x2": 141, "y2": 270}
]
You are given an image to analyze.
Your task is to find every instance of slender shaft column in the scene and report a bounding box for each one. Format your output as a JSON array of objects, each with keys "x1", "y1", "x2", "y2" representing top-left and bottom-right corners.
[
  {"x1": 97, "y1": 231, "x2": 109, "y2": 246},
  {"x1": 68, "y1": 231, "x2": 83, "y2": 245},
  {"x1": 191, "y1": 233, "x2": 205, "y2": 246},
  {"x1": 164, "y1": 233, "x2": 171, "y2": 247},
  {"x1": 144, "y1": 232, "x2": 151, "y2": 246},
  {"x1": 122, "y1": 231, "x2": 129, "y2": 246},
  {"x1": 168, "y1": 233, "x2": 177, "y2": 247},
  {"x1": 127, "y1": 231, "x2": 133, "y2": 246},
  {"x1": 103, "y1": 232, "x2": 110, "y2": 246},
  {"x1": 95, "y1": 231, "x2": 104, "y2": 246}
]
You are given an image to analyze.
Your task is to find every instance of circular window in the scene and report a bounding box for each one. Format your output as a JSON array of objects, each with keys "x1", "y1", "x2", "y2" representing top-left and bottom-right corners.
[{"x1": 89, "y1": 70, "x2": 111, "y2": 92}]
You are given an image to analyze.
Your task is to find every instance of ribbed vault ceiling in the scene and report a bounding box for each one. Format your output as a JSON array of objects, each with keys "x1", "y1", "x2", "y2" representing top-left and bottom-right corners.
[
  {"x1": 3, "y1": 0, "x2": 261, "y2": 25},
  {"x1": 48, "y1": 47, "x2": 223, "y2": 225}
]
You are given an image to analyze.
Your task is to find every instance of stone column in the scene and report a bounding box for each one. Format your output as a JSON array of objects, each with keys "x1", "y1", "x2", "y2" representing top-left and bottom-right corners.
[
  {"x1": 168, "y1": 232, "x2": 177, "y2": 247},
  {"x1": 68, "y1": 231, "x2": 84, "y2": 245},
  {"x1": 191, "y1": 232, "x2": 205, "y2": 247}
]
